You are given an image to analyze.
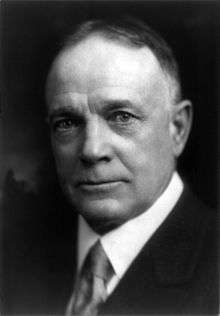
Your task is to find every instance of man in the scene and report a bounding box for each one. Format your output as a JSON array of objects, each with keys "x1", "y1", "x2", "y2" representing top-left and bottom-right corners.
[
  {"x1": 2, "y1": 16, "x2": 218, "y2": 315},
  {"x1": 45, "y1": 16, "x2": 218, "y2": 315}
]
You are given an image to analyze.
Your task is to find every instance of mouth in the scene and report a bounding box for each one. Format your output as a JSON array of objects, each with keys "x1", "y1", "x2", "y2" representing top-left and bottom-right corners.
[{"x1": 76, "y1": 180, "x2": 124, "y2": 193}]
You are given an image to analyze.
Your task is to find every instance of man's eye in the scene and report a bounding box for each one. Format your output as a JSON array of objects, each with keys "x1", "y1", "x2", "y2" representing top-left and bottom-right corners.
[
  {"x1": 52, "y1": 117, "x2": 81, "y2": 132},
  {"x1": 109, "y1": 111, "x2": 136, "y2": 123}
]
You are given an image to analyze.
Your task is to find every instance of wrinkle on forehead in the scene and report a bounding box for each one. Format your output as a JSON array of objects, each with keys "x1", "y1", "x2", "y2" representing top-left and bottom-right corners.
[
  {"x1": 46, "y1": 35, "x2": 170, "y2": 108},
  {"x1": 49, "y1": 91, "x2": 143, "y2": 120}
]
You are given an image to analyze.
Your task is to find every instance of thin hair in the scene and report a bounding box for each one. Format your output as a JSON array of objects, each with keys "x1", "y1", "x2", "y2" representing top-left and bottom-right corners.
[{"x1": 61, "y1": 16, "x2": 182, "y2": 104}]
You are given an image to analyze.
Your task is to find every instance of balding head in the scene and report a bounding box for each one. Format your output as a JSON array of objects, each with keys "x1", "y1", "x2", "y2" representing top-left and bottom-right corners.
[{"x1": 46, "y1": 16, "x2": 181, "y2": 108}]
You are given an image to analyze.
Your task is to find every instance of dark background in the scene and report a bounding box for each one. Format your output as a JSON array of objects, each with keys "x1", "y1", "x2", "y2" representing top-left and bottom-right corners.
[{"x1": 1, "y1": 0, "x2": 219, "y2": 215}]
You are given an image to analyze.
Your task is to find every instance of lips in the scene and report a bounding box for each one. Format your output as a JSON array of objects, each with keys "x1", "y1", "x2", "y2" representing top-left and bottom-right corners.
[
  {"x1": 76, "y1": 178, "x2": 126, "y2": 193},
  {"x1": 77, "y1": 179, "x2": 119, "y2": 185},
  {"x1": 76, "y1": 179, "x2": 122, "y2": 188}
]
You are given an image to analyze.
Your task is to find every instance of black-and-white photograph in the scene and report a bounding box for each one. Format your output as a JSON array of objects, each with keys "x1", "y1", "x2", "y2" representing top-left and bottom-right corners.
[{"x1": 1, "y1": 1, "x2": 219, "y2": 315}]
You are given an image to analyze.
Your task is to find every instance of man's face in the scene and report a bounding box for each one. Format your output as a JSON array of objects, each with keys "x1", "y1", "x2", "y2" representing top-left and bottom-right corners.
[{"x1": 46, "y1": 35, "x2": 177, "y2": 233}]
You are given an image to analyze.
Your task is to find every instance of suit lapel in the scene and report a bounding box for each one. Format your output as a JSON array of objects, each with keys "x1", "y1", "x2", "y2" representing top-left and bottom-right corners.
[
  {"x1": 101, "y1": 187, "x2": 211, "y2": 314},
  {"x1": 151, "y1": 186, "x2": 207, "y2": 285}
]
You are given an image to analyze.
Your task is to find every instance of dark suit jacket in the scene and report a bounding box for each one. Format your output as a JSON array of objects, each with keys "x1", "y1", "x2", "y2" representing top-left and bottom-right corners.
[{"x1": 1, "y1": 186, "x2": 219, "y2": 315}]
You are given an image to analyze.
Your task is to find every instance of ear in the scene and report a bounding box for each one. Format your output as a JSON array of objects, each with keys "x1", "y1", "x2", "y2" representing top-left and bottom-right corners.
[{"x1": 169, "y1": 100, "x2": 193, "y2": 157}]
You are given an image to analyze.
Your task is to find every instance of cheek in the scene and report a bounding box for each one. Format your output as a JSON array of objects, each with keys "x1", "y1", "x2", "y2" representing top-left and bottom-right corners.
[
  {"x1": 150, "y1": 127, "x2": 172, "y2": 158},
  {"x1": 51, "y1": 140, "x2": 78, "y2": 176},
  {"x1": 121, "y1": 120, "x2": 173, "y2": 176}
]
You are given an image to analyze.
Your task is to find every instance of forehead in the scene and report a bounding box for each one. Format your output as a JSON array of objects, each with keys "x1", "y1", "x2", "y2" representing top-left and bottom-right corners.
[{"x1": 46, "y1": 35, "x2": 169, "y2": 104}]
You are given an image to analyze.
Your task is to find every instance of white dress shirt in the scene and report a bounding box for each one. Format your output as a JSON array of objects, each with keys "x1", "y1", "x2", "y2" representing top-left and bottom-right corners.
[{"x1": 77, "y1": 172, "x2": 183, "y2": 295}]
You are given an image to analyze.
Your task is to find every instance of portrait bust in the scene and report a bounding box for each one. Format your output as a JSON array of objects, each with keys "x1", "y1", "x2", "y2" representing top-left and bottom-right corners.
[{"x1": 1, "y1": 2, "x2": 218, "y2": 315}]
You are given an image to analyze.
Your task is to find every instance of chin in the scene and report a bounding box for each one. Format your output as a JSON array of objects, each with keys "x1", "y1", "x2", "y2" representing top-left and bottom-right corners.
[{"x1": 75, "y1": 198, "x2": 131, "y2": 234}]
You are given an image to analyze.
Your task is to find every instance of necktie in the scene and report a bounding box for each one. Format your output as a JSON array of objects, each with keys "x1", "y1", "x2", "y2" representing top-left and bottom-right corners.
[{"x1": 65, "y1": 240, "x2": 114, "y2": 316}]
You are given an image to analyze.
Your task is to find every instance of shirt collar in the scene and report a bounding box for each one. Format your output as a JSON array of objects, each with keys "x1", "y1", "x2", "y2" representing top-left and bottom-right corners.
[{"x1": 78, "y1": 172, "x2": 183, "y2": 278}]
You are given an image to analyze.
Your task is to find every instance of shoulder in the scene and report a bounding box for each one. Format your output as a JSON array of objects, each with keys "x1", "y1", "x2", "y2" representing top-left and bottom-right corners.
[{"x1": 1, "y1": 186, "x2": 78, "y2": 314}]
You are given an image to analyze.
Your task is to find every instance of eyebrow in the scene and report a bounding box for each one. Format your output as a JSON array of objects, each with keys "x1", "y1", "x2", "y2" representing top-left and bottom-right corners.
[
  {"x1": 99, "y1": 99, "x2": 143, "y2": 115},
  {"x1": 101, "y1": 100, "x2": 134, "y2": 110},
  {"x1": 47, "y1": 99, "x2": 140, "y2": 122},
  {"x1": 47, "y1": 105, "x2": 81, "y2": 122}
]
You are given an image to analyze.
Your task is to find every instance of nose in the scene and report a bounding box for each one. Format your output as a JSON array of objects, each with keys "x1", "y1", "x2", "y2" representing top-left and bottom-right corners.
[{"x1": 79, "y1": 117, "x2": 113, "y2": 165}]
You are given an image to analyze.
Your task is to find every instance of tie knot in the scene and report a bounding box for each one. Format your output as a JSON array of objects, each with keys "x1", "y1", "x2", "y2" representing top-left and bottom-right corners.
[{"x1": 83, "y1": 240, "x2": 114, "y2": 284}]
